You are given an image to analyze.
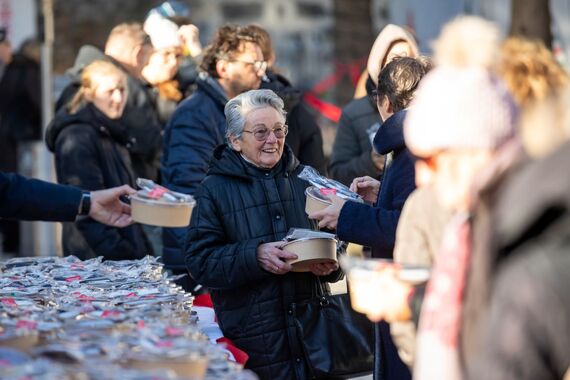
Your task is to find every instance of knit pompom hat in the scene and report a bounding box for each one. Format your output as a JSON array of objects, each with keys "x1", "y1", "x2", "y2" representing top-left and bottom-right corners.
[{"x1": 404, "y1": 16, "x2": 518, "y2": 154}]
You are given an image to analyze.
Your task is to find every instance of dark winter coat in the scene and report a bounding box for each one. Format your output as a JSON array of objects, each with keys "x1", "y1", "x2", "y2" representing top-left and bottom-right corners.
[
  {"x1": 0, "y1": 53, "x2": 42, "y2": 174},
  {"x1": 161, "y1": 73, "x2": 228, "y2": 270},
  {"x1": 0, "y1": 172, "x2": 81, "y2": 222},
  {"x1": 466, "y1": 141, "x2": 570, "y2": 380},
  {"x1": 329, "y1": 96, "x2": 382, "y2": 186},
  {"x1": 185, "y1": 144, "x2": 342, "y2": 380},
  {"x1": 55, "y1": 45, "x2": 163, "y2": 182},
  {"x1": 0, "y1": 53, "x2": 41, "y2": 142},
  {"x1": 337, "y1": 110, "x2": 415, "y2": 258},
  {"x1": 261, "y1": 70, "x2": 327, "y2": 174},
  {"x1": 45, "y1": 104, "x2": 153, "y2": 260}
]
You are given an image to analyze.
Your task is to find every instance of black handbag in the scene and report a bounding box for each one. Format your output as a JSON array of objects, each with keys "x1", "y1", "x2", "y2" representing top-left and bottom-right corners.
[{"x1": 289, "y1": 279, "x2": 375, "y2": 379}]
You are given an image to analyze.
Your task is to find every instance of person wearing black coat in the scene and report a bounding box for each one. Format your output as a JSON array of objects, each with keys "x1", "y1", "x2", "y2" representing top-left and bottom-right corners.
[
  {"x1": 56, "y1": 24, "x2": 163, "y2": 182},
  {"x1": 0, "y1": 39, "x2": 42, "y2": 253},
  {"x1": 46, "y1": 60, "x2": 152, "y2": 261},
  {"x1": 185, "y1": 89, "x2": 342, "y2": 380}
]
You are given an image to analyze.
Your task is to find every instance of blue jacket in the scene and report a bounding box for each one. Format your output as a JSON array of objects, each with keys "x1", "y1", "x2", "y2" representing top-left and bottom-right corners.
[
  {"x1": 337, "y1": 110, "x2": 416, "y2": 258},
  {"x1": 0, "y1": 172, "x2": 81, "y2": 221},
  {"x1": 161, "y1": 73, "x2": 229, "y2": 269}
]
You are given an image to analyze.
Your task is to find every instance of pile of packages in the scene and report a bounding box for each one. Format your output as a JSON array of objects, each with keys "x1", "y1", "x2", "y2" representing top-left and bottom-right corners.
[{"x1": 0, "y1": 256, "x2": 255, "y2": 380}]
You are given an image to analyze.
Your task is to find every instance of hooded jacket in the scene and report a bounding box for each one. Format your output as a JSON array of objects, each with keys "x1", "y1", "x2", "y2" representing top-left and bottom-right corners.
[
  {"x1": 45, "y1": 104, "x2": 153, "y2": 260},
  {"x1": 55, "y1": 45, "x2": 163, "y2": 182},
  {"x1": 185, "y1": 144, "x2": 342, "y2": 380},
  {"x1": 337, "y1": 110, "x2": 416, "y2": 258},
  {"x1": 329, "y1": 90, "x2": 381, "y2": 186},
  {"x1": 367, "y1": 24, "x2": 420, "y2": 86},
  {"x1": 261, "y1": 70, "x2": 326, "y2": 173},
  {"x1": 160, "y1": 72, "x2": 228, "y2": 270},
  {"x1": 329, "y1": 24, "x2": 418, "y2": 186}
]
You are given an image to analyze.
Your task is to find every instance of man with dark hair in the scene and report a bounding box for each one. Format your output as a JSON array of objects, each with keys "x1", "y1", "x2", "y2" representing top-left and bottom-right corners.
[
  {"x1": 310, "y1": 56, "x2": 431, "y2": 258},
  {"x1": 310, "y1": 56, "x2": 431, "y2": 380},
  {"x1": 161, "y1": 25, "x2": 266, "y2": 290}
]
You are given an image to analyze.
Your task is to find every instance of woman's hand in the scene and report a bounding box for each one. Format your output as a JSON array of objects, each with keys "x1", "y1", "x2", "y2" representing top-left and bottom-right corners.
[
  {"x1": 257, "y1": 242, "x2": 298, "y2": 275},
  {"x1": 309, "y1": 262, "x2": 339, "y2": 276},
  {"x1": 350, "y1": 176, "x2": 380, "y2": 203},
  {"x1": 308, "y1": 194, "x2": 346, "y2": 230}
]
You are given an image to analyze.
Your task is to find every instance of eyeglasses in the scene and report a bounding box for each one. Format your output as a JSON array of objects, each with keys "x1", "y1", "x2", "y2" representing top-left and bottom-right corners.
[
  {"x1": 243, "y1": 125, "x2": 289, "y2": 141},
  {"x1": 231, "y1": 59, "x2": 268, "y2": 73}
]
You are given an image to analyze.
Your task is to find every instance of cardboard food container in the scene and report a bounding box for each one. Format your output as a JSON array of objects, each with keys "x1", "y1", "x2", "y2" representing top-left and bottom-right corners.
[
  {"x1": 305, "y1": 186, "x2": 333, "y2": 215},
  {"x1": 282, "y1": 236, "x2": 338, "y2": 272},
  {"x1": 125, "y1": 355, "x2": 208, "y2": 379},
  {"x1": 339, "y1": 255, "x2": 430, "y2": 315},
  {"x1": 131, "y1": 191, "x2": 195, "y2": 228}
]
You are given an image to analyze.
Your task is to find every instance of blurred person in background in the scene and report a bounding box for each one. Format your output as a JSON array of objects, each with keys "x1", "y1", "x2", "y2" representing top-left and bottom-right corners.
[
  {"x1": 251, "y1": 24, "x2": 327, "y2": 174},
  {"x1": 45, "y1": 60, "x2": 152, "y2": 261},
  {"x1": 144, "y1": 1, "x2": 203, "y2": 94},
  {"x1": 56, "y1": 22, "x2": 162, "y2": 183},
  {"x1": 328, "y1": 24, "x2": 419, "y2": 186},
  {"x1": 185, "y1": 89, "x2": 341, "y2": 380},
  {"x1": 161, "y1": 24, "x2": 266, "y2": 292},
  {"x1": 0, "y1": 27, "x2": 12, "y2": 81},
  {"x1": 462, "y1": 36, "x2": 570, "y2": 380},
  {"x1": 468, "y1": 86, "x2": 570, "y2": 380},
  {"x1": 143, "y1": 0, "x2": 204, "y2": 123},
  {"x1": 0, "y1": 38, "x2": 42, "y2": 255}
]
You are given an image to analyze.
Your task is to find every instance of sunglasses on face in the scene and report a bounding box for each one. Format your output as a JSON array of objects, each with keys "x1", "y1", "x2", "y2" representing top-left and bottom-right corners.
[{"x1": 243, "y1": 125, "x2": 289, "y2": 141}]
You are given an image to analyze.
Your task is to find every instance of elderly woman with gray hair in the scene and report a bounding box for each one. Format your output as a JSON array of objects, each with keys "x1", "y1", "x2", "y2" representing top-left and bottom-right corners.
[{"x1": 185, "y1": 89, "x2": 341, "y2": 380}]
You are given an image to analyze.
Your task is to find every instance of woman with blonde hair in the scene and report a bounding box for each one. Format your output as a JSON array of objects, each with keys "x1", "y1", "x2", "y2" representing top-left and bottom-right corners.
[
  {"x1": 498, "y1": 37, "x2": 568, "y2": 108},
  {"x1": 46, "y1": 60, "x2": 152, "y2": 260}
]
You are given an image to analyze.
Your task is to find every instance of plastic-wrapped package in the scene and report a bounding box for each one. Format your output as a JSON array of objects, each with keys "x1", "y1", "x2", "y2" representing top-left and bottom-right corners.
[
  {"x1": 298, "y1": 166, "x2": 361, "y2": 201},
  {"x1": 0, "y1": 256, "x2": 251, "y2": 380}
]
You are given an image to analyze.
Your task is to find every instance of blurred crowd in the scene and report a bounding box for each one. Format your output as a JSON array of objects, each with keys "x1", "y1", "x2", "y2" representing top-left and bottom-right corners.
[{"x1": 1, "y1": 0, "x2": 570, "y2": 379}]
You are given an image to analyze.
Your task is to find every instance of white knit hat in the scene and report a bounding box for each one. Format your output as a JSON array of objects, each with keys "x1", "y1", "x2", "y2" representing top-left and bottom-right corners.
[
  {"x1": 404, "y1": 67, "x2": 518, "y2": 153},
  {"x1": 404, "y1": 16, "x2": 518, "y2": 154},
  {"x1": 144, "y1": 11, "x2": 180, "y2": 50}
]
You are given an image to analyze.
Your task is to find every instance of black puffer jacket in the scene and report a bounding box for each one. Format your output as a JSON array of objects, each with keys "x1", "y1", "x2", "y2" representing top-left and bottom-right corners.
[
  {"x1": 56, "y1": 45, "x2": 163, "y2": 182},
  {"x1": 45, "y1": 104, "x2": 153, "y2": 260},
  {"x1": 185, "y1": 144, "x2": 342, "y2": 380}
]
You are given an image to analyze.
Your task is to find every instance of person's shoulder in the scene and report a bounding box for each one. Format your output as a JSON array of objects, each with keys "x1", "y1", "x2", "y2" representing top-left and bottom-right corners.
[{"x1": 342, "y1": 96, "x2": 376, "y2": 117}]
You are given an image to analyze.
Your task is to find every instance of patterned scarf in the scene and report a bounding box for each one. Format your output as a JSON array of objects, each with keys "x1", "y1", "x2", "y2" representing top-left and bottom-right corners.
[{"x1": 414, "y1": 214, "x2": 471, "y2": 380}]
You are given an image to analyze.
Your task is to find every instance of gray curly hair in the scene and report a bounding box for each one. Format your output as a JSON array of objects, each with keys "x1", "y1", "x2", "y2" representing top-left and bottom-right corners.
[{"x1": 224, "y1": 89, "x2": 287, "y2": 148}]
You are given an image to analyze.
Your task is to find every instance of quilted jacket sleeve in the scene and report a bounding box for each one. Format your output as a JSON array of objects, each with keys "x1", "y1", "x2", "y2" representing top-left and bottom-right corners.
[{"x1": 185, "y1": 185, "x2": 272, "y2": 290}]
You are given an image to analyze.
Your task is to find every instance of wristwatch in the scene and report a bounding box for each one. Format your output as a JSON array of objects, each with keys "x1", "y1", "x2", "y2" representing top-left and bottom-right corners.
[{"x1": 78, "y1": 192, "x2": 92, "y2": 216}]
